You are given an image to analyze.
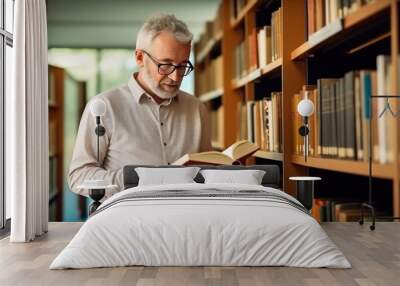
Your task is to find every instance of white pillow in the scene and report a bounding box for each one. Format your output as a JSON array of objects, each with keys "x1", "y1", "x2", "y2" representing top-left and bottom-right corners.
[
  {"x1": 200, "y1": 169, "x2": 266, "y2": 185},
  {"x1": 135, "y1": 167, "x2": 200, "y2": 186}
]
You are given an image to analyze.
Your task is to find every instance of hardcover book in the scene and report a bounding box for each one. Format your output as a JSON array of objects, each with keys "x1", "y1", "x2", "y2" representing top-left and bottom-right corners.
[{"x1": 172, "y1": 140, "x2": 260, "y2": 165}]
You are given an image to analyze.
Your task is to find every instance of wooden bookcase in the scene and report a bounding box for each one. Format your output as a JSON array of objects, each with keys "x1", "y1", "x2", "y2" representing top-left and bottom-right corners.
[
  {"x1": 48, "y1": 65, "x2": 87, "y2": 221},
  {"x1": 48, "y1": 65, "x2": 65, "y2": 221},
  {"x1": 194, "y1": 0, "x2": 400, "y2": 217}
]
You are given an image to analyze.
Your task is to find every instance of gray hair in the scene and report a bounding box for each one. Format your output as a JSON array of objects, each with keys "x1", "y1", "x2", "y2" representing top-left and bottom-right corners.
[{"x1": 136, "y1": 14, "x2": 193, "y2": 50}]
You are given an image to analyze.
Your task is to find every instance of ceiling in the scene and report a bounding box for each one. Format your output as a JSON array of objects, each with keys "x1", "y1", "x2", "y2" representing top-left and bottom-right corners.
[{"x1": 46, "y1": 0, "x2": 220, "y2": 48}]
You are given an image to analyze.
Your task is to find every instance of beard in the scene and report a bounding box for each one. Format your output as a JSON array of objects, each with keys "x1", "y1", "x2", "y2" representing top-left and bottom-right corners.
[{"x1": 141, "y1": 66, "x2": 180, "y2": 99}]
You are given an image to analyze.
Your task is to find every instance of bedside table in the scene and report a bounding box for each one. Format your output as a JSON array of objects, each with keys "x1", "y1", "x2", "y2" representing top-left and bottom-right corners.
[{"x1": 289, "y1": 176, "x2": 321, "y2": 212}]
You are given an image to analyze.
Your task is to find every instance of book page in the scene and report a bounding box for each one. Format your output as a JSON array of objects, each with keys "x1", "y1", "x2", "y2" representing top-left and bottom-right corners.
[
  {"x1": 222, "y1": 140, "x2": 259, "y2": 160},
  {"x1": 173, "y1": 151, "x2": 233, "y2": 165}
]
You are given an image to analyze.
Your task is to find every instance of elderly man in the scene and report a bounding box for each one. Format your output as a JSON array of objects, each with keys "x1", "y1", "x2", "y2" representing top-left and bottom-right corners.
[{"x1": 68, "y1": 14, "x2": 212, "y2": 198}]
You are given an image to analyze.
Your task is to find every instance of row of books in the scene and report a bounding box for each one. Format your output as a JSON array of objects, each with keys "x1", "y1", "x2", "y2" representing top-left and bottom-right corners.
[
  {"x1": 312, "y1": 197, "x2": 391, "y2": 222},
  {"x1": 312, "y1": 199, "x2": 363, "y2": 222},
  {"x1": 194, "y1": 3, "x2": 223, "y2": 56},
  {"x1": 307, "y1": 0, "x2": 375, "y2": 37},
  {"x1": 236, "y1": 93, "x2": 283, "y2": 152},
  {"x1": 210, "y1": 105, "x2": 224, "y2": 148},
  {"x1": 195, "y1": 55, "x2": 223, "y2": 95},
  {"x1": 270, "y1": 8, "x2": 282, "y2": 63},
  {"x1": 293, "y1": 55, "x2": 396, "y2": 164},
  {"x1": 234, "y1": 7, "x2": 282, "y2": 79},
  {"x1": 234, "y1": 41, "x2": 247, "y2": 79}
]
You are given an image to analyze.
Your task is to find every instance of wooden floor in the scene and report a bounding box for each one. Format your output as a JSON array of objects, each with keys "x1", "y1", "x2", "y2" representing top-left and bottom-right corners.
[{"x1": 0, "y1": 222, "x2": 399, "y2": 286}]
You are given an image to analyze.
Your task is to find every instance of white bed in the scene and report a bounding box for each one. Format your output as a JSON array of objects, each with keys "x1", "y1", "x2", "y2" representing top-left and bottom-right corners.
[{"x1": 50, "y1": 183, "x2": 351, "y2": 269}]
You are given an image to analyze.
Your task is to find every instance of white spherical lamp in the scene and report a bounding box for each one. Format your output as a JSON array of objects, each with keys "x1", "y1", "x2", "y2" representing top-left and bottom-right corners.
[
  {"x1": 90, "y1": 99, "x2": 106, "y2": 117},
  {"x1": 297, "y1": 97, "x2": 314, "y2": 162},
  {"x1": 297, "y1": 99, "x2": 315, "y2": 117}
]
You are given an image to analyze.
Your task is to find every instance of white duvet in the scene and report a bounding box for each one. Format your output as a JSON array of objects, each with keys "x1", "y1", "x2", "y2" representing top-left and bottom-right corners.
[{"x1": 50, "y1": 183, "x2": 351, "y2": 269}]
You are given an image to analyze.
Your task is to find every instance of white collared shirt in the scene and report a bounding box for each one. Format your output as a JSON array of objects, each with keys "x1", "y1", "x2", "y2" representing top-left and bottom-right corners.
[{"x1": 68, "y1": 73, "x2": 212, "y2": 198}]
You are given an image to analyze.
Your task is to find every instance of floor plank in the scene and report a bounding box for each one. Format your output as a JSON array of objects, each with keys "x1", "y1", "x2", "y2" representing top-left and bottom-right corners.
[{"x1": 0, "y1": 222, "x2": 399, "y2": 286}]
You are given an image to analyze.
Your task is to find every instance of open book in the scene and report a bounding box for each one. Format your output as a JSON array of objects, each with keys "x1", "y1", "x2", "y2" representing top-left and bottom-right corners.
[{"x1": 172, "y1": 140, "x2": 260, "y2": 165}]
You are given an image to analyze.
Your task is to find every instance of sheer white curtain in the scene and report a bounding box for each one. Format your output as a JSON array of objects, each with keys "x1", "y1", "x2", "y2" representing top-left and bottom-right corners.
[{"x1": 7, "y1": 0, "x2": 49, "y2": 242}]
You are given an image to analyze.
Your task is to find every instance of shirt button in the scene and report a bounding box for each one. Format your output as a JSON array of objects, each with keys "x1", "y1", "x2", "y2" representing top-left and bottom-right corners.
[
  {"x1": 161, "y1": 122, "x2": 164, "y2": 126},
  {"x1": 163, "y1": 142, "x2": 167, "y2": 146}
]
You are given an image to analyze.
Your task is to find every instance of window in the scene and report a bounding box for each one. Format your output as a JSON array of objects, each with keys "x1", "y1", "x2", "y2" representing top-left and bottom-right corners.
[{"x1": 1, "y1": 0, "x2": 14, "y2": 232}]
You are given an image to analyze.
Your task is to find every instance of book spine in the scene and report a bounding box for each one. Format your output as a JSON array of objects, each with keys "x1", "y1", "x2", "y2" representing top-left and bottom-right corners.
[
  {"x1": 257, "y1": 28, "x2": 267, "y2": 68},
  {"x1": 325, "y1": 0, "x2": 331, "y2": 26},
  {"x1": 253, "y1": 101, "x2": 261, "y2": 148},
  {"x1": 307, "y1": 0, "x2": 316, "y2": 37},
  {"x1": 272, "y1": 93, "x2": 279, "y2": 152},
  {"x1": 335, "y1": 80, "x2": 342, "y2": 158},
  {"x1": 354, "y1": 72, "x2": 363, "y2": 160},
  {"x1": 329, "y1": 82, "x2": 335, "y2": 156},
  {"x1": 371, "y1": 71, "x2": 380, "y2": 162},
  {"x1": 322, "y1": 82, "x2": 329, "y2": 156},
  {"x1": 385, "y1": 60, "x2": 395, "y2": 163},
  {"x1": 317, "y1": 79, "x2": 323, "y2": 156},
  {"x1": 331, "y1": 82, "x2": 338, "y2": 157},
  {"x1": 344, "y1": 71, "x2": 356, "y2": 159},
  {"x1": 259, "y1": 99, "x2": 266, "y2": 150},
  {"x1": 263, "y1": 98, "x2": 270, "y2": 151},
  {"x1": 268, "y1": 100, "x2": 273, "y2": 152},
  {"x1": 271, "y1": 11, "x2": 276, "y2": 62},
  {"x1": 326, "y1": 82, "x2": 331, "y2": 156},
  {"x1": 246, "y1": 101, "x2": 255, "y2": 143},
  {"x1": 376, "y1": 55, "x2": 388, "y2": 164},
  {"x1": 266, "y1": 26, "x2": 272, "y2": 64},
  {"x1": 338, "y1": 78, "x2": 346, "y2": 158},
  {"x1": 361, "y1": 71, "x2": 371, "y2": 162}
]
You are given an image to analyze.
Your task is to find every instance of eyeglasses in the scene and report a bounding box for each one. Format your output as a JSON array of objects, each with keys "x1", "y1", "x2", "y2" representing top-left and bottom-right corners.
[{"x1": 141, "y1": 50, "x2": 194, "y2": 77}]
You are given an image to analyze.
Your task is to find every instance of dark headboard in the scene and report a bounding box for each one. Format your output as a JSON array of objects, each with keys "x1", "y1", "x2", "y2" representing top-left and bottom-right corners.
[{"x1": 123, "y1": 165, "x2": 281, "y2": 189}]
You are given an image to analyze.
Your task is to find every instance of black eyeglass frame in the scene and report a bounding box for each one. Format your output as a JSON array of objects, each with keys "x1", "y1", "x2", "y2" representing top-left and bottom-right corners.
[{"x1": 141, "y1": 50, "x2": 194, "y2": 77}]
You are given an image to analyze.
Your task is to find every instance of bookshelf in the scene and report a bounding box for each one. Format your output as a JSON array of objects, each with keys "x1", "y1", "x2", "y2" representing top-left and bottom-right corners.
[
  {"x1": 48, "y1": 65, "x2": 65, "y2": 221},
  {"x1": 48, "y1": 65, "x2": 88, "y2": 221},
  {"x1": 195, "y1": 0, "x2": 304, "y2": 197},
  {"x1": 291, "y1": 0, "x2": 393, "y2": 60},
  {"x1": 194, "y1": 0, "x2": 400, "y2": 219}
]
